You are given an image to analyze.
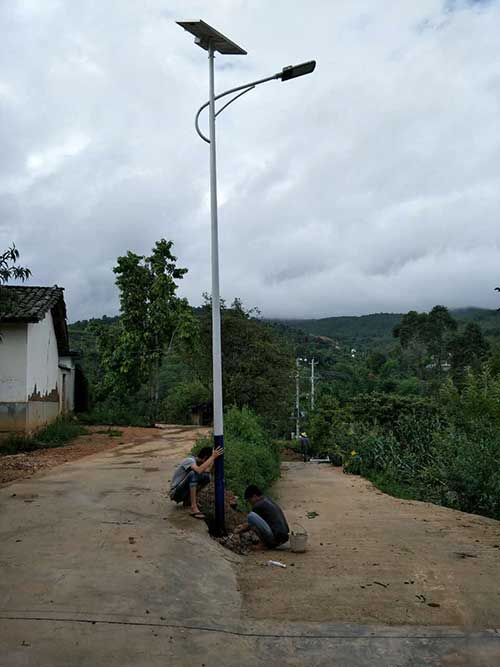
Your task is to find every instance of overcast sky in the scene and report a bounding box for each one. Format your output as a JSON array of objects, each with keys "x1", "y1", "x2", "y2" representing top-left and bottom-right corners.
[{"x1": 1, "y1": 0, "x2": 499, "y2": 321}]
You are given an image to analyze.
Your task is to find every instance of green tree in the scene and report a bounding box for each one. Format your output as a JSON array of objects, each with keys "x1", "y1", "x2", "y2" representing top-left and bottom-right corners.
[
  {"x1": 94, "y1": 240, "x2": 189, "y2": 417},
  {"x1": 308, "y1": 394, "x2": 350, "y2": 458},
  {"x1": 425, "y1": 305, "x2": 457, "y2": 374},
  {"x1": 394, "y1": 306, "x2": 457, "y2": 377},
  {"x1": 1, "y1": 245, "x2": 31, "y2": 333},
  {"x1": 448, "y1": 322, "x2": 489, "y2": 384},
  {"x1": 179, "y1": 297, "x2": 295, "y2": 436},
  {"x1": 0, "y1": 244, "x2": 31, "y2": 285}
]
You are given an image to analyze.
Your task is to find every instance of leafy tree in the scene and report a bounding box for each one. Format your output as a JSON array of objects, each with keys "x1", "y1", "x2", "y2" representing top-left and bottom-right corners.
[
  {"x1": 179, "y1": 297, "x2": 295, "y2": 436},
  {"x1": 1, "y1": 245, "x2": 31, "y2": 335},
  {"x1": 0, "y1": 244, "x2": 31, "y2": 284},
  {"x1": 448, "y1": 322, "x2": 489, "y2": 383},
  {"x1": 425, "y1": 305, "x2": 457, "y2": 373},
  {"x1": 308, "y1": 394, "x2": 350, "y2": 457},
  {"x1": 162, "y1": 379, "x2": 211, "y2": 424},
  {"x1": 394, "y1": 306, "x2": 457, "y2": 377},
  {"x1": 94, "y1": 240, "x2": 189, "y2": 417}
]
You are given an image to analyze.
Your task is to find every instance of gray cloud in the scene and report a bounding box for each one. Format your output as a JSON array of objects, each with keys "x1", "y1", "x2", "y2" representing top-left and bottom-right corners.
[{"x1": 1, "y1": 0, "x2": 500, "y2": 320}]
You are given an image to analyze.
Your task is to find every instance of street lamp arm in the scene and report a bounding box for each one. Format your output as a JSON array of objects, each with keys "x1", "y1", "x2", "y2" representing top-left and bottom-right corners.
[
  {"x1": 195, "y1": 72, "x2": 281, "y2": 143},
  {"x1": 215, "y1": 85, "x2": 255, "y2": 119},
  {"x1": 195, "y1": 85, "x2": 256, "y2": 143}
]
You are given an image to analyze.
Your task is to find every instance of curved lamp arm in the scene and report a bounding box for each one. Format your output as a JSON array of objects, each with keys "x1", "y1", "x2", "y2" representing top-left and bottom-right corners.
[{"x1": 195, "y1": 72, "x2": 280, "y2": 143}]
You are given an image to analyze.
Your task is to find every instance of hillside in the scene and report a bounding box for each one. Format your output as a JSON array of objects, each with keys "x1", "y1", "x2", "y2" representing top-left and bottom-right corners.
[
  {"x1": 69, "y1": 307, "x2": 500, "y2": 360},
  {"x1": 275, "y1": 307, "x2": 500, "y2": 350}
]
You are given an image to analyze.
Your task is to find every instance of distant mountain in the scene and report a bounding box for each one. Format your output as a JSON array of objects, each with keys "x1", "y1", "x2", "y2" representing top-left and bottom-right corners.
[{"x1": 274, "y1": 308, "x2": 500, "y2": 350}]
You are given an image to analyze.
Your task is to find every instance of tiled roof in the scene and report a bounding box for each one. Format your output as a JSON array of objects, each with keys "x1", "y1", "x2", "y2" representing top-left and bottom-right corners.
[{"x1": 0, "y1": 285, "x2": 66, "y2": 323}]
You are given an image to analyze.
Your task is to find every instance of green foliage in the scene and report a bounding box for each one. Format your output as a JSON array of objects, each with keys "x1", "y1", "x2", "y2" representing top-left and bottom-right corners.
[
  {"x1": 440, "y1": 366, "x2": 500, "y2": 429},
  {"x1": 448, "y1": 322, "x2": 489, "y2": 384},
  {"x1": 0, "y1": 244, "x2": 31, "y2": 331},
  {"x1": 348, "y1": 392, "x2": 440, "y2": 427},
  {"x1": 93, "y1": 239, "x2": 190, "y2": 413},
  {"x1": 180, "y1": 298, "x2": 295, "y2": 436},
  {"x1": 193, "y1": 407, "x2": 281, "y2": 503},
  {"x1": 308, "y1": 395, "x2": 350, "y2": 457},
  {"x1": 0, "y1": 418, "x2": 88, "y2": 454},
  {"x1": 337, "y1": 368, "x2": 500, "y2": 519},
  {"x1": 394, "y1": 305, "x2": 457, "y2": 377},
  {"x1": 162, "y1": 380, "x2": 211, "y2": 424},
  {"x1": 78, "y1": 401, "x2": 152, "y2": 427},
  {"x1": 0, "y1": 244, "x2": 31, "y2": 285}
]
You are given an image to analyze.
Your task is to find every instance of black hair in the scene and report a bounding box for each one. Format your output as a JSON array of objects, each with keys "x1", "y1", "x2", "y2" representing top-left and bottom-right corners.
[
  {"x1": 244, "y1": 484, "x2": 263, "y2": 500},
  {"x1": 197, "y1": 446, "x2": 213, "y2": 461}
]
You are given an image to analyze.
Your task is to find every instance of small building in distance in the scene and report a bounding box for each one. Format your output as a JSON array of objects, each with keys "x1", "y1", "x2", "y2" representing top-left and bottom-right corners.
[{"x1": 0, "y1": 285, "x2": 76, "y2": 433}]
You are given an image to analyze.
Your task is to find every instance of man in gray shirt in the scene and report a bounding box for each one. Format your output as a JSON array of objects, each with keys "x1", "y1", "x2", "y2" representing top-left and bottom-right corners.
[
  {"x1": 170, "y1": 445, "x2": 223, "y2": 519},
  {"x1": 235, "y1": 484, "x2": 289, "y2": 548}
]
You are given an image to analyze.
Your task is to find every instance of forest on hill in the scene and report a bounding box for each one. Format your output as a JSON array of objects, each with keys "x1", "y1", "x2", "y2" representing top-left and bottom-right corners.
[{"x1": 276, "y1": 307, "x2": 500, "y2": 350}]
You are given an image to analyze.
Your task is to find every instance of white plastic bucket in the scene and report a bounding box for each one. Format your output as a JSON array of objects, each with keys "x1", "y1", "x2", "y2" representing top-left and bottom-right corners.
[{"x1": 290, "y1": 525, "x2": 308, "y2": 553}]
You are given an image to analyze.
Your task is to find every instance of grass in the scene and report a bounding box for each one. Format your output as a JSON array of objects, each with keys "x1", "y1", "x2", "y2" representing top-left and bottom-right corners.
[
  {"x1": 0, "y1": 418, "x2": 89, "y2": 455},
  {"x1": 365, "y1": 470, "x2": 423, "y2": 502}
]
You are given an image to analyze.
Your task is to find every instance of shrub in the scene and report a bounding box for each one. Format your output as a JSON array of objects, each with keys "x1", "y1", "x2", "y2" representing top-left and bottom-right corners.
[
  {"x1": 161, "y1": 380, "x2": 211, "y2": 425},
  {"x1": 348, "y1": 392, "x2": 440, "y2": 428},
  {"x1": 0, "y1": 417, "x2": 88, "y2": 455},
  {"x1": 193, "y1": 406, "x2": 280, "y2": 503},
  {"x1": 78, "y1": 402, "x2": 152, "y2": 427},
  {"x1": 308, "y1": 395, "x2": 351, "y2": 459}
]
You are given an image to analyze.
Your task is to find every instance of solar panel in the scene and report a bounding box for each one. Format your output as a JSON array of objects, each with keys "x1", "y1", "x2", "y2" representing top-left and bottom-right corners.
[{"x1": 177, "y1": 20, "x2": 247, "y2": 55}]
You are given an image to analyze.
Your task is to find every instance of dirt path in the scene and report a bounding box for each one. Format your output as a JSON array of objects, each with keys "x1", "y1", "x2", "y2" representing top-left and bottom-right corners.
[{"x1": 238, "y1": 462, "x2": 500, "y2": 627}]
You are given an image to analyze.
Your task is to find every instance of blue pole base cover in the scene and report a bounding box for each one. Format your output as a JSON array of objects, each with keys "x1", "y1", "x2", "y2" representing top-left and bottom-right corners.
[{"x1": 213, "y1": 434, "x2": 225, "y2": 534}]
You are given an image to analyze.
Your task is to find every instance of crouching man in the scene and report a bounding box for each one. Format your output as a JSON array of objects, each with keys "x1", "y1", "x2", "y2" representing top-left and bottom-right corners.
[
  {"x1": 235, "y1": 485, "x2": 289, "y2": 548},
  {"x1": 169, "y1": 446, "x2": 223, "y2": 520}
]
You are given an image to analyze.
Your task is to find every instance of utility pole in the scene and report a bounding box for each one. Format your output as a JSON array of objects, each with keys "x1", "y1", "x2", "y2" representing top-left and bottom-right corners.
[
  {"x1": 295, "y1": 358, "x2": 300, "y2": 439},
  {"x1": 310, "y1": 358, "x2": 317, "y2": 411}
]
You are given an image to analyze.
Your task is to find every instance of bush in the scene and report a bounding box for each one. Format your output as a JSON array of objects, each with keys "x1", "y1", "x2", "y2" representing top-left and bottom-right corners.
[
  {"x1": 342, "y1": 413, "x2": 500, "y2": 520},
  {"x1": 308, "y1": 395, "x2": 351, "y2": 459},
  {"x1": 193, "y1": 406, "x2": 281, "y2": 503},
  {"x1": 349, "y1": 392, "x2": 440, "y2": 428},
  {"x1": 0, "y1": 417, "x2": 89, "y2": 455},
  {"x1": 78, "y1": 402, "x2": 152, "y2": 427},
  {"x1": 161, "y1": 380, "x2": 211, "y2": 424}
]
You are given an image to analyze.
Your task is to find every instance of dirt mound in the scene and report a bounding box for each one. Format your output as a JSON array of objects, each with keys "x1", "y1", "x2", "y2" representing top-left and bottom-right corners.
[{"x1": 197, "y1": 482, "x2": 260, "y2": 554}]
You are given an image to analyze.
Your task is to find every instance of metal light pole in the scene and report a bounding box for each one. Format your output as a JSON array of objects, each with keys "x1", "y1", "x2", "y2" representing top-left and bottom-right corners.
[
  {"x1": 310, "y1": 358, "x2": 317, "y2": 411},
  {"x1": 295, "y1": 358, "x2": 301, "y2": 440},
  {"x1": 177, "y1": 20, "x2": 316, "y2": 533}
]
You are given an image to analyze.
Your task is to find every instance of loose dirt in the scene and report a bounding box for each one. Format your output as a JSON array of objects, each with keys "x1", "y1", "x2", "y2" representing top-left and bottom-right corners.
[
  {"x1": 0, "y1": 426, "x2": 160, "y2": 486},
  {"x1": 238, "y1": 462, "x2": 500, "y2": 628}
]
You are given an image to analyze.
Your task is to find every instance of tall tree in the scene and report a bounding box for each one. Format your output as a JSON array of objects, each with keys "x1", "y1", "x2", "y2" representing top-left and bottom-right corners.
[
  {"x1": 449, "y1": 322, "x2": 489, "y2": 383},
  {"x1": 178, "y1": 297, "x2": 295, "y2": 436},
  {"x1": 94, "y1": 240, "x2": 189, "y2": 415},
  {"x1": 394, "y1": 306, "x2": 457, "y2": 377},
  {"x1": 424, "y1": 305, "x2": 457, "y2": 374}
]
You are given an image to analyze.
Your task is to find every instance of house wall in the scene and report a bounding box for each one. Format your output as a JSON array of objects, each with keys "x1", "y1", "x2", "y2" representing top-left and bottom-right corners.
[
  {"x1": 0, "y1": 323, "x2": 28, "y2": 432},
  {"x1": 26, "y1": 313, "x2": 60, "y2": 430}
]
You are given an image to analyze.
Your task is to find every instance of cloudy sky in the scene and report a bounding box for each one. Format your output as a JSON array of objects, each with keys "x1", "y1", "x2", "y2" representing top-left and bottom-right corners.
[{"x1": 1, "y1": 0, "x2": 499, "y2": 321}]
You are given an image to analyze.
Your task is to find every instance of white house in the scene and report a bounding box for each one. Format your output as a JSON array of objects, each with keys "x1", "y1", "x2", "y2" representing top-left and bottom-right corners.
[{"x1": 0, "y1": 285, "x2": 76, "y2": 433}]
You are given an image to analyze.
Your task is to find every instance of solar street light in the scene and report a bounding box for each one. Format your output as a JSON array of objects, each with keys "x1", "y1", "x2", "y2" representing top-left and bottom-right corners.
[{"x1": 177, "y1": 20, "x2": 316, "y2": 533}]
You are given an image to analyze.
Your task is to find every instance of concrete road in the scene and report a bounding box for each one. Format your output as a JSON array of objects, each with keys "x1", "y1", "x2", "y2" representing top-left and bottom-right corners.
[{"x1": 1, "y1": 427, "x2": 499, "y2": 666}]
